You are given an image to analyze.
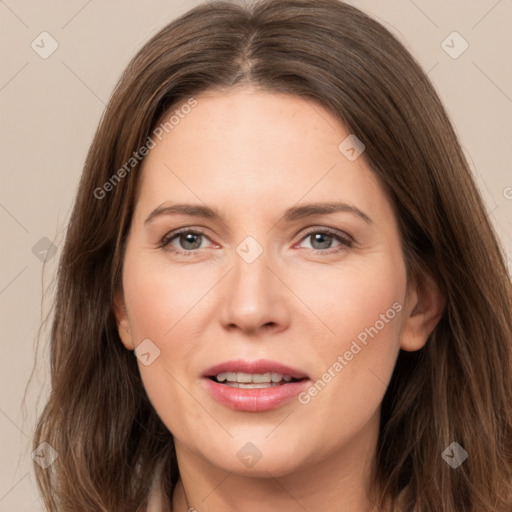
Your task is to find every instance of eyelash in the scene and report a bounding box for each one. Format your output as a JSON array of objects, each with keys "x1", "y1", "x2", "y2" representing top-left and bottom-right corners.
[{"x1": 158, "y1": 227, "x2": 354, "y2": 256}]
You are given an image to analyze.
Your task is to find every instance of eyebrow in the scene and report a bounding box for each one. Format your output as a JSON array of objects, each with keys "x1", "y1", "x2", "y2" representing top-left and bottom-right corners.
[{"x1": 144, "y1": 201, "x2": 373, "y2": 225}]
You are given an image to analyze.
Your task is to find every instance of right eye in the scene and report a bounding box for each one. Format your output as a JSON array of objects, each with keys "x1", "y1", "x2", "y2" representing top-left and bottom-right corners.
[{"x1": 160, "y1": 228, "x2": 213, "y2": 255}]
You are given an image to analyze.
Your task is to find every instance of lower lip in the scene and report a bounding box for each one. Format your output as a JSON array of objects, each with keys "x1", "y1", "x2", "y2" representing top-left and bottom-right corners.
[{"x1": 202, "y1": 377, "x2": 310, "y2": 412}]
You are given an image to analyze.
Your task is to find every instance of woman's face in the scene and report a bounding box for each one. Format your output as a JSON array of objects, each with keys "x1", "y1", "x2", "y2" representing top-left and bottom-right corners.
[{"x1": 115, "y1": 87, "x2": 433, "y2": 479}]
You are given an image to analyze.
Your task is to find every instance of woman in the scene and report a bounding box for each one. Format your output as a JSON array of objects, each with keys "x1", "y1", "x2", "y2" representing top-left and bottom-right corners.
[{"x1": 31, "y1": 0, "x2": 512, "y2": 510}]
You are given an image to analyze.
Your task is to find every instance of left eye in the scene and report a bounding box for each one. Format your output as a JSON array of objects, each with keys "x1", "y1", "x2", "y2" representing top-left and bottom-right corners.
[
  {"x1": 160, "y1": 228, "x2": 352, "y2": 255},
  {"x1": 298, "y1": 230, "x2": 352, "y2": 252}
]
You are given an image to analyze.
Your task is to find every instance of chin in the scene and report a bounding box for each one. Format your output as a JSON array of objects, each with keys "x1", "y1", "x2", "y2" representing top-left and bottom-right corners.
[{"x1": 194, "y1": 436, "x2": 313, "y2": 478}]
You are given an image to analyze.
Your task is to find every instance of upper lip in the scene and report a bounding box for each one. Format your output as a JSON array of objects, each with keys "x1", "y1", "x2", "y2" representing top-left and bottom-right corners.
[{"x1": 202, "y1": 359, "x2": 309, "y2": 380}]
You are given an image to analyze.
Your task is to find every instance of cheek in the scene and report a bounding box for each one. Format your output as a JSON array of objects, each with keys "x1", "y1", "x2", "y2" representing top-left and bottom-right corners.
[
  {"x1": 296, "y1": 260, "x2": 405, "y2": 431},
  {"x1": 121, "y1": 254, "x2": 217, "y2": 433},
  {"x1": 122, "y1": 254, "x2": 210, "y2": 341},
  {"x1": 292, "y1": 248, "x2": 406, "y2": 350}
]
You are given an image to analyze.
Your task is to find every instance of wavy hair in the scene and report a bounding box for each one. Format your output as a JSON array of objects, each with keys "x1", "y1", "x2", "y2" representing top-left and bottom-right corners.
[{"x1": 30, "y1": 1, "x2": 512, "y2": 510}]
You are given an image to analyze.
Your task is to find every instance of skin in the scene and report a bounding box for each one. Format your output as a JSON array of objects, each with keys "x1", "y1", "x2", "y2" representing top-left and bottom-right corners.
[{"x1": 114, "y1": 86, "x2": 445, "y2": 512}]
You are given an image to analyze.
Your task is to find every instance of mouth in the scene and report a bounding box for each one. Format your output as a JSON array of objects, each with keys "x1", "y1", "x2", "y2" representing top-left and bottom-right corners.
[{"x1": 201, "y1": 359, "x2": 310, "y2": 411}]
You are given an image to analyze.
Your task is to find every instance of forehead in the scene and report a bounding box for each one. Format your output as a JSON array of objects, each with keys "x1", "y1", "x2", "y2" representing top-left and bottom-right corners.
[{"x1": 135, "y1": 87, "x2": 389, "y2": 223}]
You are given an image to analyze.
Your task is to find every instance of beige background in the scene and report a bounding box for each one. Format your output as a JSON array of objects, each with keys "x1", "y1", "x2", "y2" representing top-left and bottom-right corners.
[{"x1": 1, "y1": 0, "x2": 511, "y2": 510}]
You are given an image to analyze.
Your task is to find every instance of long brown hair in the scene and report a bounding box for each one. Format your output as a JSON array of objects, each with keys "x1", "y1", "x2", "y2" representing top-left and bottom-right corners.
[{"x1": 30, "y1": 0, "x2": 512, "y2": 510}]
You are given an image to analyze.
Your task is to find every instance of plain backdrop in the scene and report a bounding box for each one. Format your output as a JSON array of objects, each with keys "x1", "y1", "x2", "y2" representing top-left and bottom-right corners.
[{"x1": 1, "y1": 0, "x2": 511, "y2": 510}]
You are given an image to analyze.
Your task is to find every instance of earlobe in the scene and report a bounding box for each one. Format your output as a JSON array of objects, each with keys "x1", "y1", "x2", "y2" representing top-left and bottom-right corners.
[
  {"x1": 112, "y1": 290, "x2": 135, "y2": 351},
  {"x1": 400, "y1": 272, "x2": 446, "y2": 352}
]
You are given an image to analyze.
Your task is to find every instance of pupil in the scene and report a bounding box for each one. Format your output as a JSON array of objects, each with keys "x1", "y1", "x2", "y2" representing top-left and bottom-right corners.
[
  {"x1": 311, "y1": 233, "x2": 331, "y2": 250},
  {"x1": 181, "y1": 233, "x2": 201, "y2": 250}
]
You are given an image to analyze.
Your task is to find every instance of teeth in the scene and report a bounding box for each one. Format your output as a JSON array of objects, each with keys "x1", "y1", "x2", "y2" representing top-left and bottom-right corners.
[
  {"x1": 215, "y1": 372, "x2": 294, "y2": 384},
  {"x1": 216, "y1": 372, "x2": 236, "y2": 382},
  {"x1": 223, "y1": 382, "x2": 281, "y2": 389},
  {"x1": 253, "y1": 373, "x2": 271, "y2": 383}
]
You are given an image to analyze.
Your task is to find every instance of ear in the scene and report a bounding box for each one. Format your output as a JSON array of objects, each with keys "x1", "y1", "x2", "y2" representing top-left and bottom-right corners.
[
  {"x1": 400, "y1": 271, "x2": 446, "y2": 352},
  {"x1": 112, "y1": 289, "x2": 135, "y2": 351}
]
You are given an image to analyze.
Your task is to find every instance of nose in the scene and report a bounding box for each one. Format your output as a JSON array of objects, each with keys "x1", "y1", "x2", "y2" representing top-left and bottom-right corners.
[{"x1": 218, "y1": 245, "x2": 291, "y2": 335}]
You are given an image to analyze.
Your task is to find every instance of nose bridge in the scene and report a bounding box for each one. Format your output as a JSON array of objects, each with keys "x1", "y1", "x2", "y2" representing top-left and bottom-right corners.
[
  {"x1": 218, "y1": 235, "x2": 289, "y2": 332},
  {"x1": 233, "y1": 239, "x2": 270, "y2": 292}
]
